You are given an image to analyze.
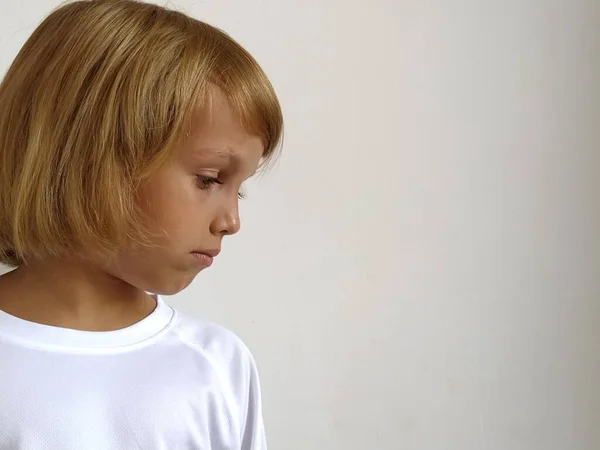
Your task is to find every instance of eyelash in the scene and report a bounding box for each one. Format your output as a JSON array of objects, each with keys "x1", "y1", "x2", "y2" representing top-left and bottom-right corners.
[{"x1": 196, "y1": 176, "x2": 246, "y2": 200}]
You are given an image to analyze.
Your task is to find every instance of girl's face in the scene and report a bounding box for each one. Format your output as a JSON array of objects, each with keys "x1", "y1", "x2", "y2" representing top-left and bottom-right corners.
[{"x1": 106, "y1": 89, "x2": 264, "y2": 295}]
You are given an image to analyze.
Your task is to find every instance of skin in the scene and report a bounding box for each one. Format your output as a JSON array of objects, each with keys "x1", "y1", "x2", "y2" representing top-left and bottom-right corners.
[{"x1": 0, "y1": 88, "x2": 264, "y2": 331}]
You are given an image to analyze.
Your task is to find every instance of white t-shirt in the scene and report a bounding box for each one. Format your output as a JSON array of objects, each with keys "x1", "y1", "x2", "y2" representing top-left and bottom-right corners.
[{"x1": 0, "y1": 296, "x2": 266, "y2": 450}]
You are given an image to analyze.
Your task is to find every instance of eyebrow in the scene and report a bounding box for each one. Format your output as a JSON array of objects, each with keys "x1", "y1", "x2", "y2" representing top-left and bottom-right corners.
[
  {"x1": 192, "y1": 146, "x2": 260, "y2": 179},
  {"x1": 192, "y1": 147, "x2": 256, "y2": 175},
  {"x1": 193, "y1": 147, "x2": 234, "y2": 159}
]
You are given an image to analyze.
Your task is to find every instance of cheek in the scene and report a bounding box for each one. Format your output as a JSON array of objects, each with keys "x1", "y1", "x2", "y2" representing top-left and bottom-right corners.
[
  {"x1": 143, "y1": 194, "x2": 217, "y2": 256},
  {"x1": 106, "y1": 247, "x2": 196, "y2": 295},
  {"x1": 140, "y1": 174, "x2": 200, "y2": 231},
  {"x1": 137, "y1": 166, "x2": 221, "y2": 254}
]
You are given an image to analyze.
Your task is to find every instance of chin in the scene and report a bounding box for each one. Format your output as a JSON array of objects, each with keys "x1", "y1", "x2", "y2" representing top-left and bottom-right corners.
[
  {"x1": 142, "y1": 272, "x2": 197, "y2": 296},
  {"x1": 117, "y1": 260, "x2": 201, "y2": 296}
]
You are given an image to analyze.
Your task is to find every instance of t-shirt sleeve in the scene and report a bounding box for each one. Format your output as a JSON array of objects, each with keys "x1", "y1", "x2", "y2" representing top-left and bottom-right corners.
[
  {"x1": 174, "y1": 314, "x2": 268, "y2": 449},
  {"x1": 240, "y1": 350, "x2": 267, "y2": 450}
]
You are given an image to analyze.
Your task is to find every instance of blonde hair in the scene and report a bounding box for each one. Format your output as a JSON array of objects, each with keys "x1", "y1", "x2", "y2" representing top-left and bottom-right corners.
[{"x1": 0, "y1": 0, "x2": 283, "y2": 266}]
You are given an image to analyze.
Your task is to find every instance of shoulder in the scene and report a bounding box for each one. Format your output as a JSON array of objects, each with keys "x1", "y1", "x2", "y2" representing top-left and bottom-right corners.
[
  {"x1": 169, "y1": 309, "x2": 257, "y2": 381},
  {"x1": 167, "y1": 308, "x2": 266, "y2": 447}
]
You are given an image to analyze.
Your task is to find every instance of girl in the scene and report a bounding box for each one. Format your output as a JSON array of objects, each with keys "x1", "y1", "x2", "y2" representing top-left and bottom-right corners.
[{"x1": 0, "y1": 1, "x2": 282, "y2": 449}]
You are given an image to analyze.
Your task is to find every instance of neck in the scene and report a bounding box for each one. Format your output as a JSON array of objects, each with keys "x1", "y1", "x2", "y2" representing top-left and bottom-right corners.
[{"x1": 0, "y1": 259, "x2": 156, "y2": 331}]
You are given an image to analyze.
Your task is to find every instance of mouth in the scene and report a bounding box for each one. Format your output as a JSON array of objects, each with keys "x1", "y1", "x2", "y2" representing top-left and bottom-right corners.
[{"x1": 190, "y1": 249, "x2": 220, "y2": 267}]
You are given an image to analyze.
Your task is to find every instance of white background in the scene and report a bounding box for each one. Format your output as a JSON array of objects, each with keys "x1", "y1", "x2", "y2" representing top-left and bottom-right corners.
[{"x1": 1, "y1": 1, "x2": 599, "y2": 449}]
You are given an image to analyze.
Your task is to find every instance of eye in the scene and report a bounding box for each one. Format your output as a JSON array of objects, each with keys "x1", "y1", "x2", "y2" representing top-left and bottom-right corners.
[
  {"x1": 196, "y1": 175, "x2": 223, "y2": 190},
  {"x1": 238, "y1": 189, "x2": 247, "y2": 200}
]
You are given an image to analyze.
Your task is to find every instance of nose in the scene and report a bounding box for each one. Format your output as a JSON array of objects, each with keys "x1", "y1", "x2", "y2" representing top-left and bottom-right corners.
[{"x1": 210, "y1": 200, "x2": 241, "y2": 236}]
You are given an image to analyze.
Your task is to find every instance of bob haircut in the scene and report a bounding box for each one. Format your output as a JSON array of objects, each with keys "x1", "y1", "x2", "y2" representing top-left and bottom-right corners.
[{"x1": 0, "y1": 0, "x2": 283, "y2": 267}]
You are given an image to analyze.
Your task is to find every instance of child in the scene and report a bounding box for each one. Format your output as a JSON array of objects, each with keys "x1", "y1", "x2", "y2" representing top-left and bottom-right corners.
[{"x1": 0, "y1": 0, "x2": 282, "y2": 448}]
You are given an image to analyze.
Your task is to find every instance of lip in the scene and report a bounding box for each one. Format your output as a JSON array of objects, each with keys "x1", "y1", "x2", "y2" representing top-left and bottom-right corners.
[
  {"x1": 190, "y1": 249, "x2": 220, "y2": 267},
  {"x1": 193, "y1": 249, "x2": 220, "y2": 257}
]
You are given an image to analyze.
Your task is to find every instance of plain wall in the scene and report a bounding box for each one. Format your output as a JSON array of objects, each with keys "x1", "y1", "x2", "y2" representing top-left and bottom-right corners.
[{"x1": 1, "y1": 1, "x2": 599, "y2": 449}]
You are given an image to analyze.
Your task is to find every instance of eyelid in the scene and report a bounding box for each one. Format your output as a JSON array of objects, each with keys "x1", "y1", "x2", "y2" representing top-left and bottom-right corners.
[{"x1": 197, "y1": 169, "x2": 220, "y2": 177}]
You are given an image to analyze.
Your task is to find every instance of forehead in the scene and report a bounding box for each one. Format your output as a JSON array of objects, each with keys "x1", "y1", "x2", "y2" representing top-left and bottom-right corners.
[{"x1": 182, "y1": 89, "x2": 264, "y2": 166}]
